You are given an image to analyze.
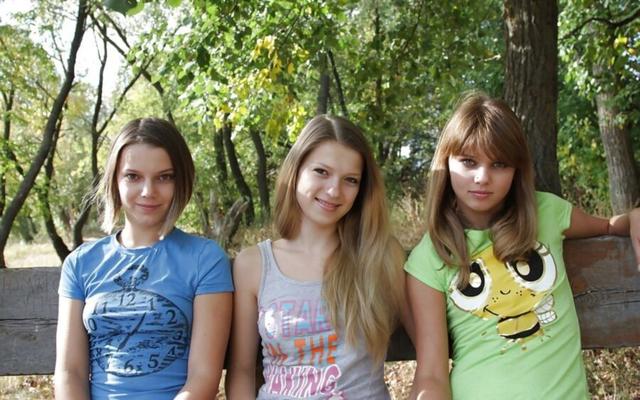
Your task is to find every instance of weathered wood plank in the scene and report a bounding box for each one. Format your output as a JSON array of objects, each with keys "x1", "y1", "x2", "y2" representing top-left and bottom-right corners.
[
  {"x1": 0, "y1": 237, "x2": 638, "y2": 374},
  {"x1": 0, "y1": 267, "x2": 60, "y2": 375},
  {"x1": 565, "y1": 236, "x2": 640, "y2": 349}
]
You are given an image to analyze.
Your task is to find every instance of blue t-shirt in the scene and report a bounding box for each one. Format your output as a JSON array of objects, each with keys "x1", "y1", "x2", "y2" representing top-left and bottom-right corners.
[{"x1": 58, "y1": 228, "x2": 233, "y2": 400}]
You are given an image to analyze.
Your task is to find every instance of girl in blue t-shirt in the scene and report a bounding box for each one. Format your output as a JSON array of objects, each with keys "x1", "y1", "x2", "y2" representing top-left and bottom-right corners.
[
  {"x1": 55, "y1": 118, "x2": 233, "y2": 399},
  {"x1": 406, "y1": 92, "x2": 640, "y2": 399}
]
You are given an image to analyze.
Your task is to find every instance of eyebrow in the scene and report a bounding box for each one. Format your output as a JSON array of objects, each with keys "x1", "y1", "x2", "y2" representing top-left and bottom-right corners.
[
  {"x1": 312, "y1": 162, "x2": 362, "y2": 177},
  {"x1": 121, "y1": 168, "x2": 175, "y2": 174}
]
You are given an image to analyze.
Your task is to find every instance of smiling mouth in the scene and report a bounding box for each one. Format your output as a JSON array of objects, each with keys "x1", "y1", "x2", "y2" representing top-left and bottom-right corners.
[{"x1": 315, "y1": 198, "x2": 340, "y2": 211}]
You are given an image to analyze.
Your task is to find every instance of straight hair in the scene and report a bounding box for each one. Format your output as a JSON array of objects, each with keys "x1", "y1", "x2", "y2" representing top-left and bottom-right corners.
[
  {"x1": 426, "y1": 92, "x2": 537, "y2": 287},
  {"x1": 97, "y1": 117, "x2": 195, "y2": 237},
  {"x1": 273, "y1": 115, "x2": 405, "y2": 364}
]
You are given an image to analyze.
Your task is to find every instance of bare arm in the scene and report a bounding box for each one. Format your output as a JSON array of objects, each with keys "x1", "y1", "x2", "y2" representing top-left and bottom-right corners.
[
  {"x1": 175, "y1": 292, "x2": 232, "y2": 399},
  {"x1": 407, "y1": 275, "x2": 451, "y2": 400},
  {"x1": 399, "y1": 272, "x2": 416, "y2": 345},
  {"x1": 225, "y1": 246, "x2": 262, "y2": 399},
  {"x1": 564, "y1": 206, "x2": 640, "y2": 265},
  {"x1": 54, "y1": 297, "x2": 90, "y2": 400}
]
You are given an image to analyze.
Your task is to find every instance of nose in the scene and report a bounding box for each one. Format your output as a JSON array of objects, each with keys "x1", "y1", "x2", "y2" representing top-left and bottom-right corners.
[
  {"x1": 474, "y1": 167, "x2": 489, "y2": 184},
  {"x1": 141, "y1": 179, "x2": 155, "y2": 197},
  {"x1": 326, "y1": 179, "x2": 342, "y2": 198}
]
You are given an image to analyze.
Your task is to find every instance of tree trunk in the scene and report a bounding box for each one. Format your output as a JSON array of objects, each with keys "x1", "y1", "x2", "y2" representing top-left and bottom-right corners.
[
  {"x1": 503, "y1": 0, "x2": 561, "y2": 195},
  {"x1": 249, "y1": 129, "x2": 270, "y2": 219},
  {"x1": 317, "y1": 53, "x2": 330, "y2": 115},
  {"x1": 222, "y1": 123, "x2": 254, "y2": 224},
  {"x1": 328, "y1": 50, "x2": 348, "y2": 117},
  {"x1": 0, "y1": 0, "x2": 87, "y2": 268},
  {"x1": 214, "y1": 126, "x2": 227, "y2": 183},
  {"x1": 594, "y1": 90, "x2": 640, "y2": 213},
  {"x1": 0, "y1": 87, "x2": 15, "y2": 217},
  {"x1": 39, "y1": 115, "x2": 70, "y2": 261},
  {"x1": 73, "y1": 34, "x2": 108, "y2": 249}
]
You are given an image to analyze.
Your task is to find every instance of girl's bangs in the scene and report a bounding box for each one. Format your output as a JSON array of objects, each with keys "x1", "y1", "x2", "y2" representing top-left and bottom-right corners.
[{"x1": 458, "y1": 124, "x2": 520, "y2": 167}]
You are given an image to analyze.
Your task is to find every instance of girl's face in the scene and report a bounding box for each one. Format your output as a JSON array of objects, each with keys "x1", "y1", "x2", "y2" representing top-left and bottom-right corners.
[
  {"x1": 117, "y1": 143, "x2": 175, "y2": 236},
  {"x1": 295, "y1": 141, "x2": 363, "y2": 231},
  {"x1": 448, "y1": 148, "x2": 515, "y2": 229}
]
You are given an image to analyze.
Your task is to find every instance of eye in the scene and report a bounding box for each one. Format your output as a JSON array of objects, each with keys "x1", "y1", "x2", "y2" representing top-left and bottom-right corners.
[
  {"x1": 506, "y1": 242, "x2": 556, "y2": 292},
  {"x1": 460, "y1": 158, "x2": 476, "y2": 167},
  {"x1": 450, "y1": 259, "x2": 492, "y2": 312},
  {"x1": 345, "y1": 176, "x2": 359, "y2": 185},
  {"x1": 158, "y1": 173, "x2": 175, "y2": 182},
  {"x1": 123, "y1": 173, "x2": 139, "y2": 181},
  {"x1": 313, "y1": 168, "x2": 328, "y2": 176},
  {"x1": 493, "y1": 161, "x2": 507, "y2": 169}
]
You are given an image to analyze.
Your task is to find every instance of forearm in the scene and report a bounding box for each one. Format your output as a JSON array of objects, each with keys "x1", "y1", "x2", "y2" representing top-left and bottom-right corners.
[
  {"x1": 409, "y1": 374, "x2": 451, "y2": 400},
  {"x1": 225, "y1": 368, "x2": 257, "y2": 399},
  {"x1": 175, "y1": 372, "x2": 220, "y2": 399},
  {"x1": 53, "y1": 370, "x2": 90, "y2": 400}
]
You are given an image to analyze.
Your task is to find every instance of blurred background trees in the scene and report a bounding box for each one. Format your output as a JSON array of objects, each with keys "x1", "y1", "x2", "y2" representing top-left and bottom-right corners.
[{"x1": 0, "y1": 0, "x2": 638, "y2": 265}]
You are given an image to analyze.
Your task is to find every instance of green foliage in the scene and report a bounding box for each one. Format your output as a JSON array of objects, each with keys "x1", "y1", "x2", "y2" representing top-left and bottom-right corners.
[
  {"x1": 103, "y1": 0, "x2": 181, "y2": 15},
  {"x1": 559, "y1": 0, "x2": 640, "y2": 211},
  {"x1": 3, "y1": 0, "x2": 634, "y2": 241},
  {"x1": 557, "y1": 82, "x2": 611, "y2": 214}
]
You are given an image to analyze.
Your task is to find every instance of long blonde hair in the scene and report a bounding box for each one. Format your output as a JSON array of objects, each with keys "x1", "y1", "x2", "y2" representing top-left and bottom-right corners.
[
  {"x1": 426, "y1": 92, "x2": 537, "y2": 287},
  {"x1": 274, "y1": 115, "x2": 405, "y2": 363}
]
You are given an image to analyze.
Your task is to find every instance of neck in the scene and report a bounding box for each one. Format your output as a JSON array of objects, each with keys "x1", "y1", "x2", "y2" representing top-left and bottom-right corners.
[
  {"x1": 290, "y1": 219, "x2": 339, "y2": 256},
  {"x1": 119, "y1": 223, "x2": 164, "y2": 248},
  {"x1": 458, "y1": 212, "x2": 492, "y2": 230}
]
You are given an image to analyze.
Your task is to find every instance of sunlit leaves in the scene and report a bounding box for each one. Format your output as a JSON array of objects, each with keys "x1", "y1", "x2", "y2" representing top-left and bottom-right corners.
[{"x1": 103, "y1": 0, "x2": 181, "y2": 15}]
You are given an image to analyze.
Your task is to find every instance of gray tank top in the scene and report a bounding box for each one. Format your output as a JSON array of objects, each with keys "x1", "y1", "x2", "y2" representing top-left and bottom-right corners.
[{"x1": 256, "y1": 240, "x2": 390, "y2": 399}]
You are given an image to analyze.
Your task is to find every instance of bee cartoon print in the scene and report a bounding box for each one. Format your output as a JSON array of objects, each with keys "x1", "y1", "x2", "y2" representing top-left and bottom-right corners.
[{"x1": 449, "y1": 242, "x2": 558, "y2": 342}]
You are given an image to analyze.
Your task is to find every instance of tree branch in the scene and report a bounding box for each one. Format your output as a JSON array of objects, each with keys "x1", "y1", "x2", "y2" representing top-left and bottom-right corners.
[{"x1": 561, "y1": 6, "x2": 640, "y2": 40}]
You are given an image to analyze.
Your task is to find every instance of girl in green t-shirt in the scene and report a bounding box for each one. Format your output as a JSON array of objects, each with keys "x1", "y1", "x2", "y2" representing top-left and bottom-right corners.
[{"x1": 405, "y1": 92, "x2": 640, "y2": 399}]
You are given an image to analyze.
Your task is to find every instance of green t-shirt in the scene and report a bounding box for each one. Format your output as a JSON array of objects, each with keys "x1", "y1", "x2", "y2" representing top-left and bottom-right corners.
[{"x1": 406, "y1": 191, "x2": 588, "y2": 399}]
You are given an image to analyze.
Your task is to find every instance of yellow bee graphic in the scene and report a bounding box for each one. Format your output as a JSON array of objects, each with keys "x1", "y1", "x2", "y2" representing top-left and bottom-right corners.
[{"x1": 449, "y1": 242, "x2": 557, "y2": 341}]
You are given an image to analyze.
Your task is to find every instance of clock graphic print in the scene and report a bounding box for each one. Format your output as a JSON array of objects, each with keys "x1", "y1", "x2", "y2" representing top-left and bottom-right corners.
[{"x1": 86, "y1": 264, "x2": 190, "y2": 377}]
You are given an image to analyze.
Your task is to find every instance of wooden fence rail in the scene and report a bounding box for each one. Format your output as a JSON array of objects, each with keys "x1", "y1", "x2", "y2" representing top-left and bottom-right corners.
[{"x1": 1, "y1": 236, "x2": 639, "y2": 376}]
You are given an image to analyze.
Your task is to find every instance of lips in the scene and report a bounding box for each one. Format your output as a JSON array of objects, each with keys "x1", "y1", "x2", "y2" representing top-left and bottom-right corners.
[
  {"x1": 135, "y1": 203, "x2": 162, "y2": 212},
  {"x1": 469, "y1": 191, "x2": 492, "y2": 199},
  {"x1": 315, "y1": 197, "x2": 340, "y2": 211}
]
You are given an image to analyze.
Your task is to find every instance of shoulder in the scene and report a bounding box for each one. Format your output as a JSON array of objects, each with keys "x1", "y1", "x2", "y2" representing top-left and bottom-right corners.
[
  {"x1": 405, "y1": 233, "x2": 442, "y2": 272},
  {"x1": 234, "y1": 244, "x2": 262, "y2": 272},
  {"x1": 407, "y1": 233, "x2": 438, "y2": 261},
  {"x1": 535, "y1": 191, "x2": 572, "y2": 219},
  {"x1": 535, "y1": 191, "x2": 573, "y2": 235},
  {"x1": 167, "y1": 228, "x2": 226, "y2": 255},
  {"x1": 405, "y1": 233, "x2": 452, "y2": 290},
  {"x1": 535, "y1": 191, "x2": 571, "y2": 209},
  {"x1": 64, "y1": 235, "x2": 113, "y2": 265},
  {"x1": 232, "y1": 244, "x2": 263, "y2": 293}
]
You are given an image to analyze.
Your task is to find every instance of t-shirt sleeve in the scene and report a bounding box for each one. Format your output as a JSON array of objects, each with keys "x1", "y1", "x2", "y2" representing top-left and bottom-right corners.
[
  {"x1": 404, "y1": 234, "x2": 449, "y2": 292},
  {"x1": 195, "y1": 240, "x2": 234, "y2": 295},
  {"x1": 58, "y1": 250, "x2": 85, "y2": 300},
  {"x1": 536, "y1": 191, "x2": 572, "y2": 240}
]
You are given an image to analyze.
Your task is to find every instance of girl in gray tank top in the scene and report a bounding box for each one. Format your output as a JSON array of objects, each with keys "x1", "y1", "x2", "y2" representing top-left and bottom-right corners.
[{"x1": 226, "y1": 115, "x2": 412, "y2": 399}]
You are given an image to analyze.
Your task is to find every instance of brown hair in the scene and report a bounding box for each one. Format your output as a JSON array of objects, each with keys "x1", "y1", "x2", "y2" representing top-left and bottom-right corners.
[
  {"x1": 273, "y1": 115, "x2": 405, "y2": 363},
  {"x1": 98, "y1": 117, "x2": 195, "y2": 237},
  {"x1": 426, "y1": 92, "x2": 537, "y2": 287}
]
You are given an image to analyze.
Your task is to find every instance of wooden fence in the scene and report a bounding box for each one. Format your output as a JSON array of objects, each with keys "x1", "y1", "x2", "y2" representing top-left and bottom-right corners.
[{"x1": 1, "y1": 236, "x2": 638, "y2": 375}]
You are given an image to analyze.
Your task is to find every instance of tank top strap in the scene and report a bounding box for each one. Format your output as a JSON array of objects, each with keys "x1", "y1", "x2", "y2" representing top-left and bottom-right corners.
[{"x1": 256, "y1": 239, "x2": 276, "y2": 304}]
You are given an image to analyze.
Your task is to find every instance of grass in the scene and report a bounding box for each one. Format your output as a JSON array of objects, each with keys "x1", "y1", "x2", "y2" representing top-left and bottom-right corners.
[{"x1": 2, "y1": 219, "x2": 639, "y2": 399}]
